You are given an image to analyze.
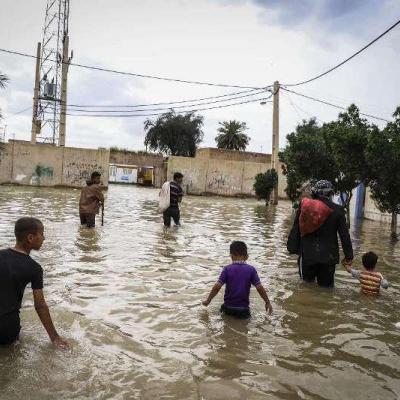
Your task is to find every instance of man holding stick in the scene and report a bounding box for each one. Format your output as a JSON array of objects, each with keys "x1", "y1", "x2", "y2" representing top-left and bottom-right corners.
[{"x1": 79, "y1": 171, "x2": 106, "y2": 228}]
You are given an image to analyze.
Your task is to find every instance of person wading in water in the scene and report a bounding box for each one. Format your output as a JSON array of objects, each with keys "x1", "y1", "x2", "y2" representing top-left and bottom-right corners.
[
  {"x1": 79, "y1": 171, "x2": 105, "y2": 228},
  {"x1": 287, "y1": 180, "x2": 353, "y2": 287},
  {"x1": 160, "y1": 172, "x2": 184, "y2": 228}
]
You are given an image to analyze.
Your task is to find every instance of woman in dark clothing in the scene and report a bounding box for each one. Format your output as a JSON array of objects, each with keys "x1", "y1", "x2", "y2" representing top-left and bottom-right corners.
[{"x1": 287, "y1": 180, "x2": 353, "y2": 287}]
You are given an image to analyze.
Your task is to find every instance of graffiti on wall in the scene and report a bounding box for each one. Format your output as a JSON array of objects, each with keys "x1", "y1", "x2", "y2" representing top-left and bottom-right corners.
[
  {"x1": 30, "y1": 165, "x2": 54, "y2": 185},
  {"x1": 64, "y1": 162, "x2": 105, "y2": 186},
  {"x1": 207, "y1": 171, "x2": 241, "y2": 194}
]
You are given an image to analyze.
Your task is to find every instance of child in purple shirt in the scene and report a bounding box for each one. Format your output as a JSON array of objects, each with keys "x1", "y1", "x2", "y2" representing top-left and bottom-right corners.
[{"x1": 202, "y1": 241, "x2": 272, "y2": 318}]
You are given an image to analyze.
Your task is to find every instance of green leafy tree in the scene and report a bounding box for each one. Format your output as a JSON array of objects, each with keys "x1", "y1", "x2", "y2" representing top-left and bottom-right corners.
[
  {"x1": 322, "y1": 104, "x2": 373, "y2": 223},
  {"x1": 215, "y1": 120, "x2": 250, "y2": 151},
  {"x1": 366, "y1": 107, "x2": 400, "y2": 239},
  {"x1": 278, "y1": 118, "x2": 337, "y2": 202},
  {"x1": 144, "y1": 110, "x2": 204, "y2": 157},
  {"x1": 279, "y1": 107, "x2": 373, "y2": 226},
  {"x1": 253, "y1": 169, "x2": 278, "y2": 205}
]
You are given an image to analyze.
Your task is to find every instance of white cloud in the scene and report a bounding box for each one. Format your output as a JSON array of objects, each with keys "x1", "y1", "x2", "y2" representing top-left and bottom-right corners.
[{"x1": 0, "y1": 0, "x2": 399, "y2": 151}]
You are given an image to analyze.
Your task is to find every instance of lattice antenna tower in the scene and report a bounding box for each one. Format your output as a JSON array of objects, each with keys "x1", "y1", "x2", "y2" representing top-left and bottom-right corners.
[{"x1": 31, "y1": 0, "x2": 72, "y2": 146}]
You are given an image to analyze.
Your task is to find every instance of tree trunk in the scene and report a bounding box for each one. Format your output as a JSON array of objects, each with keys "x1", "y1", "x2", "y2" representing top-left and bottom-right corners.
[
  {"x1": 391, "y1": 212, "x2": 398, "y2": 240},
  {"x1": 340, "y1": 191, "x2": 352, "y2": 228}
]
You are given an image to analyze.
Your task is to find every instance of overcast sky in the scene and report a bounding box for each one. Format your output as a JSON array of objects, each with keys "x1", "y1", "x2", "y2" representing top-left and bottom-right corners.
[{"x1": 0, "y1": 0, "x2": 399, "y2": 152}]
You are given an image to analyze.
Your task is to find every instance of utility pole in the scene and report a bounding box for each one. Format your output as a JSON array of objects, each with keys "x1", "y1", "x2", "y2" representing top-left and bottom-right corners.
[
  {"x1": 271, "y1": 80, "x2": 280, "y2": 205},
  {"x1": 59, "y1": 34, "x2": 72, "y2": 146},
  {"x1": 32, "y1": 0, "x2": 71, "y2": 145},
  {"x1": 31, "y1": 42, "x2": 41, "y2": 144}
]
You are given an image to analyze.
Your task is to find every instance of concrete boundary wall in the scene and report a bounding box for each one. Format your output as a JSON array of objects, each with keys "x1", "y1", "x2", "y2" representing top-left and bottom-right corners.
[
  {"x1": 167, "y1": 156, "x2": 287, "y2": 198},
  {"x1": 354, "y1": 187, "x2": 400, "y2": 225},
  {"x1": 0, "y1": 140, "x2": 110, "y2": 188}
]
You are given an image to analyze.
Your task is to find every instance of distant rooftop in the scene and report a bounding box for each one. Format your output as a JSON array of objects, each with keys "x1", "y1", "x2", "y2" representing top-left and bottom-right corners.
[{"x1": 196, "y1": 147, "x2": 271, "y2": 164}]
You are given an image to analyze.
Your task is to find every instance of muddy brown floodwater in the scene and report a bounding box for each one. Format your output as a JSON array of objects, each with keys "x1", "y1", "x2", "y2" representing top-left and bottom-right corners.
[{"x1": 0, "y1": 185, "x2": 399, "y2": 399}]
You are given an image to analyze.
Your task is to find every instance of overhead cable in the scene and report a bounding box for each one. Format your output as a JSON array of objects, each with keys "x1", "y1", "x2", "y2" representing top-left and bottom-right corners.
[
  {"x1": 3, "y1": 106, "x2": 32, "y2": 119},
  {"x1": 45, "y1": 94, "x2": 273, "y2": 118},
  {"x1": 68, "y1": 87, "x2": 269, "y2": 108},
  {"x1": 0, "y1": 47, "x2": 265, "y2": 89},
  {"x1": 67, "y1": 89, "x2": 268, "y2": 113},
  {"x1": 282, "y1": 87, "x2": 390, "y2": 122},
  {"x1": 283, "y1": 17, "x2": 400, "y2": 87}
]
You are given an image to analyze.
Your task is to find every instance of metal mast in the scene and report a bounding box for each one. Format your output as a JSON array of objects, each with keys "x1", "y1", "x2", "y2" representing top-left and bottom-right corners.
[{"x1": 32, "y1": 0, "x2": 71, "y2": 145}]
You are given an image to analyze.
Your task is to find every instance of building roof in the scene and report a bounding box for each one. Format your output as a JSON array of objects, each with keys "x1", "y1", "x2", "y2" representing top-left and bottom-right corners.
[{"x1": 109, "y1": 163, "x2": 138, "y2": 168}]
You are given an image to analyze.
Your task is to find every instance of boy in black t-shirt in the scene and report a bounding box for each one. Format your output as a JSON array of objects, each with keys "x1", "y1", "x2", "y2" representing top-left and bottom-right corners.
[{"x1": 0, "y1": 218, "x2": 69, "y2": 348}]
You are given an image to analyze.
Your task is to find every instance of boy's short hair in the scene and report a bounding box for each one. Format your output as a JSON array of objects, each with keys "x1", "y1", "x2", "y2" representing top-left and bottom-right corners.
[
  {"x1": 91, "y1": 171, "x2": 101, "y2": 179},
  {"x1": 362, "y1": 251, "x2": 378, "y2": 270},
  {"x1": 230, "y1": 241, "x2": 248, "y2": 257},
  {"x1": 173, "y1": 172, "x2": 183, "y2": 180},
  {"x1": 15, "y1": 217, "x2": 43, "y2": 241}
]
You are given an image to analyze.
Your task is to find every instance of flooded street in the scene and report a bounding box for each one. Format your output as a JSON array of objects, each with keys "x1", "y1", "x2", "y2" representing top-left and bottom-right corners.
[{"x1": 0, "y1": 184, "x2": 399, "y2": 399}]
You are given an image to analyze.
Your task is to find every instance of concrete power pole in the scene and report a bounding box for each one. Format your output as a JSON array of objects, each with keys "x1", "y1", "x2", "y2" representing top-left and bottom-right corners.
[
  {"x1": 32, "y1": 0, "x2": 71, "y2": 145},
  {"x1": 59, "y1": 34, "x2": 72, "y2": 147},
  {"x1": 31, "y1": 42, "x2": 41, "y2": 144},
  {"x1": 271, "y1": 80, "x2": 280, "y2": 205}
]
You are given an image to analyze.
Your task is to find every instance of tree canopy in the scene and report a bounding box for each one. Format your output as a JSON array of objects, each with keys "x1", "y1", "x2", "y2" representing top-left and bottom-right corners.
[
  {"x1": 253, "y1": 169, "x2": 278, "y2": 205},
  {"x1": 366, "y1": 107, "x2": 400, "y2": 239},
  {"x1": 279, "y1": 105, "x2": 375, "y2": 226},
  {"x1": 279, "y1": 118, "x2": 337, "y2": 202},
  {"x1": 144, "y1": 110, "x2": 204, "y2": 157},
  {"x1": 215, "y1": 120, "x2": 250, "y2": 151}
]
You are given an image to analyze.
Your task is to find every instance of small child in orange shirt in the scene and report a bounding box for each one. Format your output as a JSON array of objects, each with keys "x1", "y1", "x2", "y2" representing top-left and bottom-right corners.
[{"x1": 343, "y1": 251, "x2": 389, "y2": 295}]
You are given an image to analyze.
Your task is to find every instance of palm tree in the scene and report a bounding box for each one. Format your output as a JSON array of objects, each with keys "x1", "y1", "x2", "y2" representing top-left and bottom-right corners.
[
  {"x1": 215, "y1": 120, "x2": 250, "y2": 151},
  {"x1": 0, "y1": 73, "x2": 8, "y2": 89},
  {"x1": 0, "y1": 72, "x2": 8, "y2": 120}
]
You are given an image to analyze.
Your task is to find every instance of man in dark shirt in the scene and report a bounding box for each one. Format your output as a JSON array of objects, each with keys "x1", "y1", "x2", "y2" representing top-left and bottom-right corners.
[
  {"x1": 287, "y1": 180, "x2": 353, "y2": 287},
  {"x1": 163, "y1": 172, "x2": 184, "y2": 228},
  {"x1": 0, "y1": 217, "x2": 69, "y2": 348}
]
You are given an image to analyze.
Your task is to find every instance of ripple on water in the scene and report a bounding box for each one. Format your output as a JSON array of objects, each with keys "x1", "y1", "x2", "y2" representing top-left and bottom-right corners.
[{"x1": 0, "y1": 184, "x2": 399, "y2": 399}]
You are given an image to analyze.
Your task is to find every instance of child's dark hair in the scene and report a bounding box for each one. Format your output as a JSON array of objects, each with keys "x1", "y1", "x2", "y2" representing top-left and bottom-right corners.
[
  {"x1": 230, "y1": 241, "x2": 248, "y2": 257},
  {"x1": 173, "y1": 172, "x2": 183, "y2": 180},
  {"x1": 91, "y1": 171, "x2": 101, "y2": 179},
  {"x1": 15, "y1": 217, "x2": 43, "y2": 241},
  {"x1": 362, "y1": 251, "x2": 378, "y2": 270}
]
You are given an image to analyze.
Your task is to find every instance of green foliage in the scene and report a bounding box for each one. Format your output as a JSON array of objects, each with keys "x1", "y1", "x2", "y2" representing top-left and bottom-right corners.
[
  {"x1": 144, "y1": 110, "x2": 204, "y2": 157},
  {"x1": 215, "y1": 120, "x2": 250, "y2": 151},
  {"x1": 366, "y1": 107, "x2": 400, "y2": 238},
  {"x1": 322, "y1": 104, "x2": 373, "y2": 207},
  {"x1": 279, "y1": 118, "x2": 337, "y2": 202},
  {"x1": 279, "y1": 106, "x2": 373, "y2": 223},
  {"x1": 253, "y1": 169, "x2": 278, "y2": 204}
]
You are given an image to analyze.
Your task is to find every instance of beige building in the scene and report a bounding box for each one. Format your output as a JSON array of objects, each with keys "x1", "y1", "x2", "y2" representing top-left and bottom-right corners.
[
  {"x1": 166, "y1": 147, "x2": 287, "y2": 198},
  {"x1": 0, "y1": 140, "x2": 109, "y2": 187},
  {"x1": 109, "y1": 149, "x2": 164, "y2": 188}
]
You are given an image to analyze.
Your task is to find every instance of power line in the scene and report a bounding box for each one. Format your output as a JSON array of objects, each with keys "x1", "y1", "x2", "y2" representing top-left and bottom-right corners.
[
  {"x1": 0, "y1": 47, "x2": 265, "y2": 90},
  {"x1": 3, "y1": 106, "x2": 32, "y2": 119},
  {"x1": 282, "y1": 87, "x2": 390, "y2": 123},
  {"x1": 68, "y1": 87, "x2": 268, "y2": 108},
  {"x1": 45, "y1": 94, "x2": 273, "y2": 118},
  {"x1": 283, "y1": 91, "x2": 323, "y2": 123},
  {"x1": 67, "y1": 89, "x2": 268, "y2": 113},
  {"x1": 283, "y1": 17, "x2": 400, "y2": 87}
]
